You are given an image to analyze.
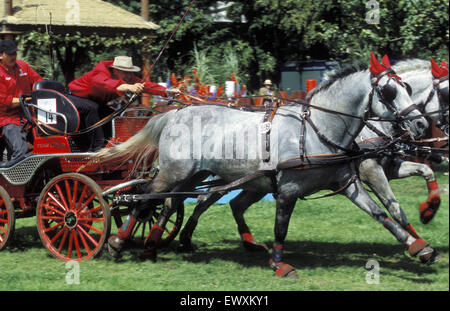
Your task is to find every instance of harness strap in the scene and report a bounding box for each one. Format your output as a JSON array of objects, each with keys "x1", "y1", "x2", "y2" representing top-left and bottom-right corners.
[
  {"x1": 304, "y1": 114, "x2": 358, "y2": 154},
  {"x1": 299, "y1": 174, "x2": 357, "y2": 200},
  {"x1": 260, "y1": 101, "x2": 279, "y2": 162}
]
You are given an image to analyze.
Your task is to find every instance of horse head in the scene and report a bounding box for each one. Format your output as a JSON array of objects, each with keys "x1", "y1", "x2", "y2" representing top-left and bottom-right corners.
[
  {"x1": 369, "y1": 52, "x2": 428, "y2": 139},
  {"x1": 430, "y1": 57, "x2": 449, "y2": 136}
]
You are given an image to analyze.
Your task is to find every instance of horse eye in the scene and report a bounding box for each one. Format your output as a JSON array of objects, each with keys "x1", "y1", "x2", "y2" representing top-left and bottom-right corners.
[{"x1": 380, "y1": 83, "x2": 397, "y2": 102}]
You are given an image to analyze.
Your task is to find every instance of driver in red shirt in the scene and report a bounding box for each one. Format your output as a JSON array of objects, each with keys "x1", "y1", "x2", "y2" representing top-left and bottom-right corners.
[
  {"x1": 69, "y1": 56, "x2": 170, "y2": 105},
  {"x1": 68, "y1": 56, "x2": 175, "y2": 152},
  {"x1": 0, "y1": 40, "x2": 43, "y2": 167}
]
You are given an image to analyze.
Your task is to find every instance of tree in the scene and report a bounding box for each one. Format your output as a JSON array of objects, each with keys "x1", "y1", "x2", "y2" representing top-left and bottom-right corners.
[{"x1": 17, "y1": 0, "x2": 449, "y2": 92}]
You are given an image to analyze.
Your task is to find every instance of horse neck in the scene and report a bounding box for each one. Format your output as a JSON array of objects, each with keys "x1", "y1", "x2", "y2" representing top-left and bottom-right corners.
[
  {"x1": 309, "y1": 70, "x2": 372, "y2": 151},
  {"x1": 397, "y1": 67, "x2": 439, "y2": 119}
]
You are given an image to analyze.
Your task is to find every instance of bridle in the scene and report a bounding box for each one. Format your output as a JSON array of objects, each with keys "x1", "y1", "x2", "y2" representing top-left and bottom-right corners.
[
  {"x1": 421, "y1": 74, "x2": 449, "y2": 136},
  {"x1": 368, "y1": 67, "x2": 420, "y2": 133}
]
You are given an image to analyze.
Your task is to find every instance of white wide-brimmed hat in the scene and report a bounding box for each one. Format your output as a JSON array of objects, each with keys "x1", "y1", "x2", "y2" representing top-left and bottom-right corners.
[
  {"x1": 110, "y1": 56, "x2": 141, "y2": 72},
  {"x1": 264, "y1": 79, "x2": 272, "y2": 85}
]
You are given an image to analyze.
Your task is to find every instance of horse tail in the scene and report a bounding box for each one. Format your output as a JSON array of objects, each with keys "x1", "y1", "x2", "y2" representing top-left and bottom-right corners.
[{"x1": 93, "y1": 110, "x2": 175, "y2": 176}]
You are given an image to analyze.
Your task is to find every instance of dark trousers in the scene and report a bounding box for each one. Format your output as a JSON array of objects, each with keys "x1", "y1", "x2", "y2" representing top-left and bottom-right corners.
[
  {"x1": 68, "y1": 95, "x2": 105, "y2": 152},
  {"x1": 0, "y1": 123, "x2": 28, "y2": 167}
]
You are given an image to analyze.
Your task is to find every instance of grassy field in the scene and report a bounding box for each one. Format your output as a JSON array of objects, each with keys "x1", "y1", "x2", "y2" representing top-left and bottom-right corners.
[{"x1": 0, "y1": 171, "x2": 448, "y2": 291}]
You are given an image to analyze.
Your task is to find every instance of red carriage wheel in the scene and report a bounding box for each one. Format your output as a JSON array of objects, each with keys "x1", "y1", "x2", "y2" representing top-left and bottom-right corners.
[
  {"x1": 0, "y1": 186, "x2": 15, "y2": 251},
  {"x1": 36, "y1": 173, "x2": 111, "y2": 261}
]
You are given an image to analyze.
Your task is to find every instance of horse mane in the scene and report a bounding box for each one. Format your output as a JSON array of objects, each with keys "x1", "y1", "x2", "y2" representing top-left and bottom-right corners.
[
  {"x1": 392, "y1": 58, "x2": 430, "y2": 74},
  {"x1": 306, "y1": 62, "x2": 368, "y2": 100}
]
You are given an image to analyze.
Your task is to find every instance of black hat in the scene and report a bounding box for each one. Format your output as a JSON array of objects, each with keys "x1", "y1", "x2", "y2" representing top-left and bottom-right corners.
[{"x1": 0, "y1": 39, "x2": 18, "y2": 54}]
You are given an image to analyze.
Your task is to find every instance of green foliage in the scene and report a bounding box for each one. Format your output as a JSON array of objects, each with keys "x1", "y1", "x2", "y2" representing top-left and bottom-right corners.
[{"x1": 15, "y1": 0, "x2": 449, "y2": 91}]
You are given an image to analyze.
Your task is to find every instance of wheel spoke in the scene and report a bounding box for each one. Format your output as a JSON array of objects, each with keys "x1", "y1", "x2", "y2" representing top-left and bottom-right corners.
[
  {"x1": 132, "y1": 221, "x2": 142, "y2": 238},
  {"x1": 141, "y1": 221, "x2": 147, "y2": 240},
  {"x1": 58, "y1": 227, "x2": 70, "y2": 253},
  {"x1": 72, "y1": 230, "x2": 82, "y2": 259},
  {"x1": 45, "y1": 221, "x2": 65, "y2": 233},
  {"x1": 78, "y1": 204, "x2": 103, "y2": 217},
  {"x1": 50, "y1": 224, "x2": 67, "y2": 244},
  {"x1": 55, "y1": 184, "x2": 69, "y2": 212},
  {"x1": 0, "y1": 225, "x2": 7, "y2": 234},
  {"x1": 77, "y1": 224, "x2": 99, "y2": 248},
  {"x1": 80, "y1": 222, "x2": 103, "y2": 235},
  {"x1": 48, "y1": 192, "x2": 67, "y2": 212},
  {"x1": 67, "y1": 231, "x2": 74, "y2": 258},
  {"x1": 75, "y1": 184, "x2": 88, "y2": 212},
  {"x1": 75, "y1": 193, "x2": 96, "y2": 214},
  {"x1": 71, "y1": 180, "x2": 78, "y2": 210},
  {"x1": 41, "y1": 215, "x2": 64, "y2": 221},
  {"x1": 42, "y1": 203, "x2": 66, "y2": 217},
  {"x1": 76, "y1": 226, "x2": 92, "y2": 255},
  {"x1": 64, "y1": 180, "x2": 74, "y2": 210}
]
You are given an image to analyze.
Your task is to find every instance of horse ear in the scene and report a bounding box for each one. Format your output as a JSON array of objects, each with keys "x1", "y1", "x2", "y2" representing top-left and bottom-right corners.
[
  {"x1": 381, "y1": 55, "x2": 392, "y2": 68},
  {"x1": 370, "y1": 52, "x2": 385, "y2": 76},
  {"x1": 440, "y1": 60, "x2": 448, "y2": 72},
  {"x1": 431, "y1": 57, "x2": 447, "y2": 78}
]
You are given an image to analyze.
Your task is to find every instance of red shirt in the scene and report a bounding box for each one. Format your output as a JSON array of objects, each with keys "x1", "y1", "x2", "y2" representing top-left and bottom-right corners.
[
  {"x1": 0, "y1": 60, "x2": 43, "y2": 128},
  {"x1": 68, "y1": 60, "x2": 167, "y2": 104}
]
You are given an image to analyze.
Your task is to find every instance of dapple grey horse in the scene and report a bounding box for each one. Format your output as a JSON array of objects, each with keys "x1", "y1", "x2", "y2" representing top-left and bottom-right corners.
[
  {"x1": 97, "y1": 53, "x2": 429, "y2": 277},
  {"x1": 177, "y1": 58, "x2": 448, "y2": 260},
  {"x1": 358, "y1": 58, "x2": 448, "y2": 235}
]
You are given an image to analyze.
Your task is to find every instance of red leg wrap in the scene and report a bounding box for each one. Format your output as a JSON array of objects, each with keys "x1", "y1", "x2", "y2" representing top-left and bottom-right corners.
[
  {"x1": 420, "y1": 181, "x2": 441, "y2": 224},
  {"x1": 144, "y1": 225, "x2": 164, "y2": 248},
  {"x1": 405, "y1": 224, "x2": 420, "y2": 239},
  {"x1": 117, "y1": 215, "x2": 138, "y2": 240},
  {"x1": 238, "y1": 224, "x2": 254, "y2": 243},
  {"x1": 408, "y1": 238, "x2": 429, "y2": 257}
]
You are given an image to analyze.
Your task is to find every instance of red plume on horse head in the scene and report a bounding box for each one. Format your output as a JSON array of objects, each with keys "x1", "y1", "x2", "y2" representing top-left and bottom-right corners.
[
  {"x1": 430, "y1": 57, "x2": 449, "y2": 78},
  {"x1": 370, "y1": 52, "x2": 391, "y2": 76}
]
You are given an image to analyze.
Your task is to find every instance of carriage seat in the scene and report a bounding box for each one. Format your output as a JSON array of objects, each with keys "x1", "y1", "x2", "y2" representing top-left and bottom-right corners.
[
  {"x1": 31, "y1": 88, "x2": 80, "y2": 136},
  {"x1": 33, "y1": 80, "x2": 69, "y2": 94}
]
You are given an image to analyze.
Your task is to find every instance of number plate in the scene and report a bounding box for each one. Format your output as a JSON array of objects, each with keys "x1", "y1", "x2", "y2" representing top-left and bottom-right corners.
[{"x1": 37, "y1": 98, "x2": 57, "y2": 124}]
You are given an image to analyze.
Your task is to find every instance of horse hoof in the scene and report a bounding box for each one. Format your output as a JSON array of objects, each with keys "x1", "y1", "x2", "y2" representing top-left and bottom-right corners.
[
  {"x1": 276, "y1": 264, "x2": 298, "y2": 279},
  {"x1": 285, "y1": 270, "x2": 299, "y2": 279},
  {"x1": 140, "y1": 248, "x2": 157, "y2": 262},
  {"x1": 419, "y1": 198, "x2": 440, "y2": 224},
  {"x1": 107, "y1": 235, "x2": 125, "y2": 258},
  {"x1": 177, "y1": 243, "x2": 196, "y2": 253},
  {"x1": 420, "y1": 249, "x2": 441, "y2": 265},
  {"x1": 271, "y1": 261, "x2": 298, "y2": 279},
  {"x1": 243, "y1": 240, "x2": 269, "y2": 252}
]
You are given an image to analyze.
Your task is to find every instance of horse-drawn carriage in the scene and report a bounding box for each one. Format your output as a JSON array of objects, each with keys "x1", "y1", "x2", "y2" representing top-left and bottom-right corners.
[
  {"x1": 0, "y1": 80, "x2": 184, "y2": 261},
  {"x1": 0, "y1": 54, "x2": 447, "y2": 279}
]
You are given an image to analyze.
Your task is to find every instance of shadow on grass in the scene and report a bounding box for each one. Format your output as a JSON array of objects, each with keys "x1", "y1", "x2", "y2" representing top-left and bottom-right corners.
[
  {"x1": 6, "y1": 226, "x2": 42, "y2": 252},
  {"x1": 145, "y1": 239, "x2": 447, "y2": 283}
]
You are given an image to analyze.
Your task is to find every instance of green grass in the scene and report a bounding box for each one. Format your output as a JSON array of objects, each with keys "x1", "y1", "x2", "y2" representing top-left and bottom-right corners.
[{"x1": 0, "y1": 172, "x2": 448, "y2": 291}]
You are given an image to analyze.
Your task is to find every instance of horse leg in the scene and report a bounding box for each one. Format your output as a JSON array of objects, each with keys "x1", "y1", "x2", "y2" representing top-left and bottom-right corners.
[
  {"x1": 270, "y1": 195, "x2": 299, "y2": 278},
  {"x1": 342, "y1": 177, "x2": 440, "y2": 265},
  {"x1": 388, "y1": 160, "x2": 440, "y2": 224},
  {"x1": 359, "y1": 158, "x2": 421, "y2": 239},
  {"x1": 107, "y1": 175, "x2": 169, "y2": 257},
  {"x1": 178, "y1": 190, "x2": 226, "y2": 252},
  {"x1": 142, "y1": 171, "x2": 210, "y2": 261},
  {"x1": 230, "y1": 191, "x2": 269, "y2": 252}
]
